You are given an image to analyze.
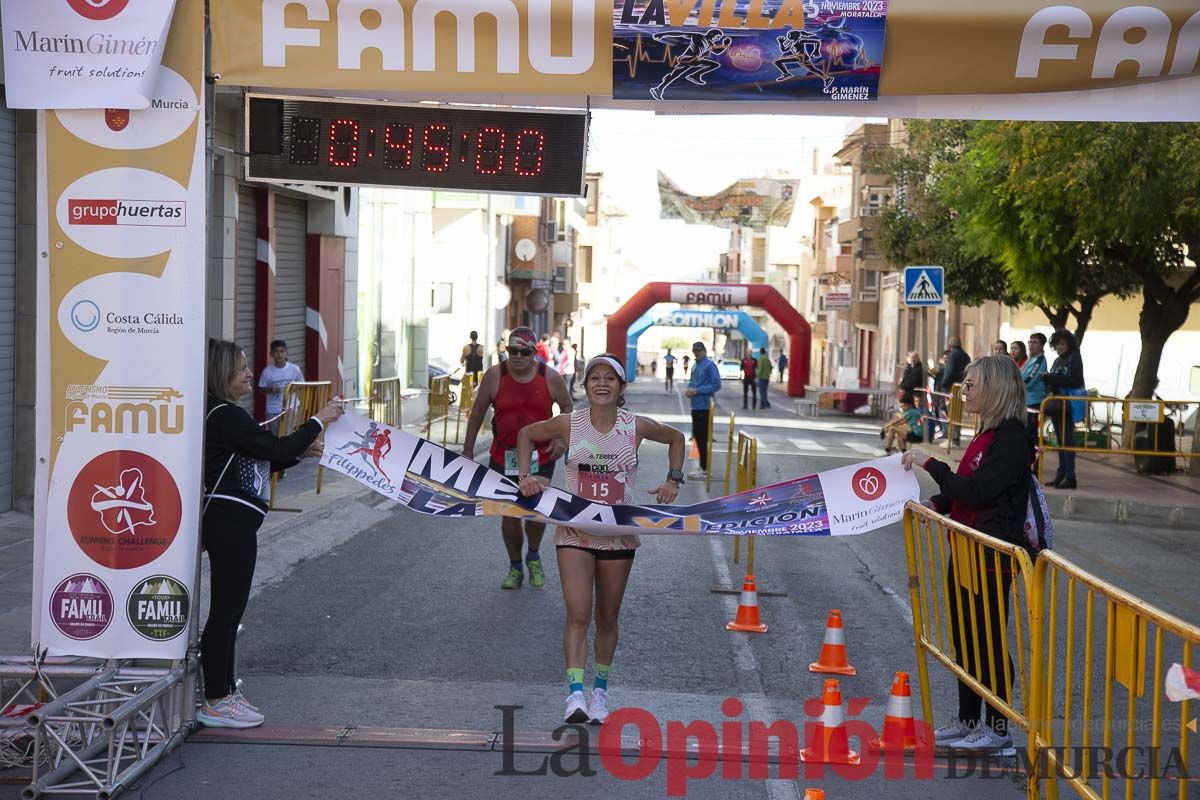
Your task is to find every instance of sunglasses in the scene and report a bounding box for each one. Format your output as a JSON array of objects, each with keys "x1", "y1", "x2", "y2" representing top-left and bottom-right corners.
[{"x1": 507, "y1": 347, "x2": 534, "y2": 357}]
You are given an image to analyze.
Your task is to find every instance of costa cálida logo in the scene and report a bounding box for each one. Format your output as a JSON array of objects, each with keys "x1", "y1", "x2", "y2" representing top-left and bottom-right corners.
[
  {"x1": 66, "y1": 0, "x2": 129, "y2": 21},
  {"x1": 850, "y1": 466, "x2": 886, "y2": 502},
  {"x1": 66, "y1": 450, "x2": 182, "y2": 569},
  {"x1": 67, "y1": 199, "x2": 186, "y2": 227},
  {"x1": 126, "y1": 575, "x2": 190, "y2": 641},
  {"x1": 49, "y1": 573, "x2": 114, "y2": 640}
]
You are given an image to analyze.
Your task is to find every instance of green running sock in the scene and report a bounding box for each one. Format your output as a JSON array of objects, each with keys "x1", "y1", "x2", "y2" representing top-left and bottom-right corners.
[
  {"x1": 567, "y1": 668, "x2": 585, "y2": 694},
  {"x1": 594, "y1": 663, "x2": 611, "y2": 691}
]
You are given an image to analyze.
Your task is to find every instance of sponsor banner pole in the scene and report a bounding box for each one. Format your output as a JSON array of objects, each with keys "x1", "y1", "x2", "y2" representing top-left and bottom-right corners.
[
  {"x1": 33, "y1": 0, "x2": 205, "y2": 658},
  {"x1": 321, "y1": 411, "x2": 919, "y2": 537}
]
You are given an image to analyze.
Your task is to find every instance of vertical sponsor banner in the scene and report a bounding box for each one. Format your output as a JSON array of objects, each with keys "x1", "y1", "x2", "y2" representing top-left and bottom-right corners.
[
  {"x1": 613, "y1": 0, "x2": 887, "y2": 101},
  {"x1": 33, "y1": 0, "x2": 204, "y2": 657}
]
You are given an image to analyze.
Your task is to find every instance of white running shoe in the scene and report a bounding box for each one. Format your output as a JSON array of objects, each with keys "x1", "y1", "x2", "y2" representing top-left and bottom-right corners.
[
  {"x1": 687, "y1": 469, "x2": 707, "y2": 481},
  {"x1": 587, "y1": 688, "x2": 610, "y2": 725},
  {"x1": 946, "y1": 725, "x2": 1015, "y2": 756},
  {"x1": 232, "y1": 690, "x2": 260, "y2": 714},
  {"x1": 197, "y1": 695, "x2": 265, "y2": 729},
  {"x1": 933, "y1": 718, "x2": 972, "y2": 745},
  {"x1": 564, "y1": 691, "x2": 589, "y2": 724}
]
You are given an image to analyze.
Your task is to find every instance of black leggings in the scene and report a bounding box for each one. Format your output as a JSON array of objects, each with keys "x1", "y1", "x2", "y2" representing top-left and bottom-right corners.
[
  {"x1": 201, "y1": 499, "x2": 263, "y2": 701},
  {"x1": 946, "y1": 557, "x2": 1014, "y2": 735},
  {"x1": 742, "y1": 378, "x2": 757, "y2": 408},
  {"x1": 692, "y1": 409, "x2": 711, "y2": 471}
]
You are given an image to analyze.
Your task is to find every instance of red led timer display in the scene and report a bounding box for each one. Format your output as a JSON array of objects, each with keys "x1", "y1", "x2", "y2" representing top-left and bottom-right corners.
[{"x1": 247, "y1": 96, "x2": 586, "y2": 196}]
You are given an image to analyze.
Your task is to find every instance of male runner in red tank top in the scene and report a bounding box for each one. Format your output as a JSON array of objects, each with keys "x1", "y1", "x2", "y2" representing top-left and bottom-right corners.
[{"x1": 464, "y1": 327, "x2": 573, "y2": 590}]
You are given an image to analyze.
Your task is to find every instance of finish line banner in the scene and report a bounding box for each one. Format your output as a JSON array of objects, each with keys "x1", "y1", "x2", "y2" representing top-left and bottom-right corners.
[{"x1": 321, "y1": 412, "x2": 918, "y2": 537}]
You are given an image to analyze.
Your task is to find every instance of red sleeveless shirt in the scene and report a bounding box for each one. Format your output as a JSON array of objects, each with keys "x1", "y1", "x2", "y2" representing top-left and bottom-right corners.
[{"x1": 489, "y1": 362, "x2": 555, "y2": 465}]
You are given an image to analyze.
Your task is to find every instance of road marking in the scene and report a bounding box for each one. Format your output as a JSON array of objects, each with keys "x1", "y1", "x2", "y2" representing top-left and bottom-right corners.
[
  {"x1": 788, "y1": 438, "x2": 828, "y2": 451},
  {"x1": 844, "y1": 441, "x2": 884, "y2": 455},
  {"x1": 883, "y1": 586, "x2": 913, "y2": 626}
]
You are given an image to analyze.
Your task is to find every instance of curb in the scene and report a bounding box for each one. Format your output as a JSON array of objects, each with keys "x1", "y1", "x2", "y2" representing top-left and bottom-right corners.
[{"x1": 1043, "y1": 492, "x2": 1200, "y2": 532}]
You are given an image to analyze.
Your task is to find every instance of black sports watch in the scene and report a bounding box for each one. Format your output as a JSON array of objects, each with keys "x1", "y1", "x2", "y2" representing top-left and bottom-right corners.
[{"x1": 666, "y1": 468, "x2": 685, "y2": 485}]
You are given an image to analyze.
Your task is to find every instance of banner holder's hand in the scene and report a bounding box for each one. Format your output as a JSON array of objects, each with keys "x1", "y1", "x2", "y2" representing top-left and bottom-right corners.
[
  {"x1": 649, "y1": 483, "x2": 679, "y2": 504},
  {"x1": 518, "y1": 474, "x2": 548, "y2": 497}
]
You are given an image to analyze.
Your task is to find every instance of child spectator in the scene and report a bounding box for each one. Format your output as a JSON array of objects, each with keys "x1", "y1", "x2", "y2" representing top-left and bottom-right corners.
[{"x1": 881, "y1": 398, "x2": 924, "y2": 454}]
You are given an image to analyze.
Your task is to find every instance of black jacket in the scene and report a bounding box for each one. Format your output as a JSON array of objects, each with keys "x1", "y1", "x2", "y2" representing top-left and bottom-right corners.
[
  {"x1": 898, "y1": 362, "x2": 926, "y2": 403},
  {"x1": 925, "y1": 418, "x2": 1036, "y2": 547},
  {"x1": 204, "y1": 395, "x2": 323, "y2": 513},
  {"x1": 938, "y1": 346, "x2": 969, "y2": 391},
  {"x1": 1043, "y1": 348, "x2": 1085, "y2": 391}
]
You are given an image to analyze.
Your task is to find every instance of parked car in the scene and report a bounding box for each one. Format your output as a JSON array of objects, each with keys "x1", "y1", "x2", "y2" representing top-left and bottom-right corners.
[{"x1": 717, "y1": 359, "x2": 743, "y2": 381}]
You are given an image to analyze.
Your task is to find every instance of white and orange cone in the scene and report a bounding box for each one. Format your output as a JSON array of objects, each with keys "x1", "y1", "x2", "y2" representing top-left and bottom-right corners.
[
  {"x1": 802, "y1": 791, "x2": 826, "y2": 800},
  {"x1": 726, "y1": 574, "x2": 768, "y2": 633},
  {"x1": 800, "y1": 678, "x2": 861, "y2": 765},
  {"x1": 809, "y1": 609, "x2": 856, "y2": 675},
  {"x1": 868, "y1": 672, "x2": 923, "y2": 753}
]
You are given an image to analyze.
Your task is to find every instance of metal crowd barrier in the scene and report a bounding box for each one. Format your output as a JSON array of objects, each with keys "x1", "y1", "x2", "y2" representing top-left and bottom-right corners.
[
  {"x1": 731, "y1": 432, "x2": 758, "y2": 571},
  {"x1": 1035, "y1": 394, "x2": 1198, "y2": 481},
  {"x1": 706, "y1": 398, "x2": 716, "y2": 492},
  {"x1": 723, "y1": 410, "x2": 736, "y2": 496},
  {"x1": 902, "y1": 502, "x2": 1038, "y2": 742},
  {"x1": 426, "y1": 375, "x2": 452, "y2": 446},
  {"x1": 268, "y1": 380, "x2": 332, "y2": 510},
  {"x1": 1028, "y1": 552, "x2": 1199, "y2": 800},
  {"x1": 452, "y1": 372, "x2": 478, "y2": 445},
  {"x1": 368, "y1": 376, "x2": 402, "y2": 427}
]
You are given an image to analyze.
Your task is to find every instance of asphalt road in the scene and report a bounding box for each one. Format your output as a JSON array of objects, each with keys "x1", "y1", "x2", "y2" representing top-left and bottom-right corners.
[{"x1": 4, "y1": 377, "x2": 1196, "y2": 799}]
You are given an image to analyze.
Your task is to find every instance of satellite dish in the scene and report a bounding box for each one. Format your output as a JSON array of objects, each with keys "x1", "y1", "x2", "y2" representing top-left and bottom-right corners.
[
  {"x1": 492, "y1": 282, "x2": 512, "y2": 310},
  {"x1": 514, "y1": 238, "x2": 537, "y2": 262}
]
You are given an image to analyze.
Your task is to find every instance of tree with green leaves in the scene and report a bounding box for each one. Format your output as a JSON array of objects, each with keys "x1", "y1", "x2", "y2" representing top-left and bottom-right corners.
[{"x1": 942, "y1": 122, "x2": 1199, "y2": 398}]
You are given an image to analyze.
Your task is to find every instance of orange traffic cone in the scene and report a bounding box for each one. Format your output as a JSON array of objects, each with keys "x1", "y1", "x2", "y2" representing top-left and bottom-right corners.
[
  {"x1": 868, "y1": 672, "x2": 923, "y2": 753},
  {"x1": 800, "y1": 679, "x2": 860, "y2": 765},
  {"x1": 803, "y1": 791, "x2": 826, "y2": 800},
  {"x1": 809, "y1": 609, "x2": 856, "y2": 676},
  {"x1": 689, "y1": 438, "x2": 701, "y2": 460},
  {"x1": 726, "y1": 574, "x2": 768, "y2": 633}
]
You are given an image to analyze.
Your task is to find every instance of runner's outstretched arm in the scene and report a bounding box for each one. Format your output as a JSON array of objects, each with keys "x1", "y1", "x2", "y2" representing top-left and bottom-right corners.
[{"x1": 462, "y1": 366, "x2": 499, "y2": 460}]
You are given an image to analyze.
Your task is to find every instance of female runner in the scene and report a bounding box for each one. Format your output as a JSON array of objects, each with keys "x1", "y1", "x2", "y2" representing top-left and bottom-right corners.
[{"x1": 516, "y1": 354, "x2": 686, "y2": 724}]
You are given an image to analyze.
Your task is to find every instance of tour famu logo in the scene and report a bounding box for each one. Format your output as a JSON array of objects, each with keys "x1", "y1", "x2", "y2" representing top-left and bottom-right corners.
[{"x1": 127, "y1": 575, "x2": 189, "y2": 641}]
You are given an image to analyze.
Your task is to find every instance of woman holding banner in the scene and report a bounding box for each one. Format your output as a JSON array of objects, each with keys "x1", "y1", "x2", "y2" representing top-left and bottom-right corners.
[
  {"x1": 901, "y1": 355, "x2": 1037, "y2": 755},
  {"x1": 516, "y1": 354, "x2": 686, "y2": 725},
  {"x1": 199, "y1": 339, "x2": 344, "y2": 728}
]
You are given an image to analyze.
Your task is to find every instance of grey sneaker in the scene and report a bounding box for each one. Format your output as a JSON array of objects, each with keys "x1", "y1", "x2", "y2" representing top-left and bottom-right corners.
[
  {"x1": 933, "y1": 719, "x2": 972, "y2": 745},
  {"x1": 197, "y1": 695, "x2": 264, "y2": 729},
  {"x1": 587, "y1": 688, "x2": 610, "y2": 725},
  {"x1": 946, "y1": 725, "x2": 1015, "y2": 755}
]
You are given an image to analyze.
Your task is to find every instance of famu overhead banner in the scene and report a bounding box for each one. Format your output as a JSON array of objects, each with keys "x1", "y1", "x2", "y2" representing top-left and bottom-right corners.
[
  {"x1": 208, "y1": 0, "x2": 1199, "y2": 108},
  {"x1": 210, "y1": 0, "x2": 612, "y2": 96},
  {"x1": 321, "y1": 412, "x2": 920, "y2": 537}
]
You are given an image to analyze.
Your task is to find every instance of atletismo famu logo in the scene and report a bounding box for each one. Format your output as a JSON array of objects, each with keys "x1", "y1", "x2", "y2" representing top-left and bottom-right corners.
[{"x1": 50, "y1": 573, "x2": 113, "y2": 640}]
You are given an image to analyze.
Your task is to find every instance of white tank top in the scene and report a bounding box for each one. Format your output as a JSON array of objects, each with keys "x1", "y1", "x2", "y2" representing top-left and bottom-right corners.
[{"x1": 555, "y1": 408, "x2": 640, "y2": 551}]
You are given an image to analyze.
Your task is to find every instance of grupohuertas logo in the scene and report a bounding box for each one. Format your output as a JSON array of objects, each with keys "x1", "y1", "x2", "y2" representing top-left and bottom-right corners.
[
  {"x1": 67, "y1": 199, "x2": 185, "y2": 227},
  {"x1": 126, "y1": 575, "x2": 189, "y2": 641}
]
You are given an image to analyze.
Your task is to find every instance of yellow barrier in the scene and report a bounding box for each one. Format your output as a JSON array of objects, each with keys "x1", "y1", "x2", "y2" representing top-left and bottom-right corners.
[
  {"x1": 1036, "y1": 394, "x2": 1198, "y2": 482},
  {"x1": 732, "y1": 432, "x2": 757, "y2": 569},
  {"x1": 902, "y1": 501, "x2": 1038, "y2": 743},
  {"x1": 724, "y1": 411, "x2": 736, "y2": 496},
  {"x1": 453, "y1": 373, "x2": 477, "y2": 445},
  {"x1": 1028, "y1": 552, "x2": 1198, "y2": 800},
  {"x1": 706, "y1": 398, "x2": 716, "y2": 492},
  {"x1": 369, "y1": 377, "x2": 402, "y2": 427},
  {"x1": 426, "y1": 376, "x2": 451, "y2": 447},
  {"x1": 268, "y1": 380, "x2": 332, "y2": 510}
]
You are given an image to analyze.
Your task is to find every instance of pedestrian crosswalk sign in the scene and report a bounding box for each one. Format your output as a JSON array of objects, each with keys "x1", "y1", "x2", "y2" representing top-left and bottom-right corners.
[{"x1": 903, "y1": 266, "x2": 944, "y2": 306}]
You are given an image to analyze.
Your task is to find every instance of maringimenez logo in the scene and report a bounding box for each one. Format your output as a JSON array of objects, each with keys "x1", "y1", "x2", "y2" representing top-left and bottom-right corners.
[
  {"x1": 850, "y1": 466, "x2": 886, "y2": 502},
  {"x1": 66, "y1": 0, "x2": 129, "y2": 22}
]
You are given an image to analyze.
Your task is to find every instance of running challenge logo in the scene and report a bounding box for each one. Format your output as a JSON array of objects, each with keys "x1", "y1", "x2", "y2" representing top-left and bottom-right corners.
[
  {"x1": 66, "y1": 450, "x2": 182, "y2": 569},
  {"x1": 67, "y1": 199, "x2": 185, "y2": 227}
]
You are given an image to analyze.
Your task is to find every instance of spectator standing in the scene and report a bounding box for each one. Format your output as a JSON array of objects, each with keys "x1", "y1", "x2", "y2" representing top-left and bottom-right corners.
[
  {"x1": 1041, "y1": 329, "x2": 1085, "y2": 490},
  {"x1": 755, "y1": 347, "x2": 772, "y2": 410},
  {"x1": 685, "y1": 342, "x2": 721, "y2": 480},
  {"x1": 740, "y1": 351, "x2": 758, "y2": 409},
  {"x1": 571, "y1": 344, "x2": 584, "y2": 398},
  {"x1": 557, "y1": 342, "x2": 575, "y2": 399},
  {"x1": 939, "y1": 338, "x2": 970, "y2": 444},
  {"x1": 536, "y1": 333, "x2": 552, "y2": 365},
  {"x1": 257, "y1": 339, "x2": 303, "y2": 435},
  {"x1": 461, "y1": 331, "x2": 486, "y2": 380},
  {"x1": 898, "y1": 351, "x2": 926, "y2": 406},
  {"x1": 992, "y1": 340, "x2": 1009, "y2": 357},
  {"x1": 1022, "y1": 332, "x2": 1048, "y2": 442},
  {"x1": 1009, "y1": 340, "x2": 1027, "y2": 369},
  {"x1": 777, "y1": 351, "x2": 788, "y2": 384}
]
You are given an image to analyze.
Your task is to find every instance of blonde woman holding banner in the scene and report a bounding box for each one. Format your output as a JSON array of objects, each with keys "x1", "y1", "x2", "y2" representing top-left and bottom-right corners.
[
  {"x1": 516, "y1": 354, "x2": 686, "y2": 725},
  {"x1": 901, "y1": 355, "x2": 1038, "y2": 755}
]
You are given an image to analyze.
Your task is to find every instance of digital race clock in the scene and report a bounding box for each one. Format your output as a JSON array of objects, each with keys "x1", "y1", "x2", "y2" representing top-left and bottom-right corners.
[{"x1": 245, "y1": 94, "x2": 589, "y2": 196}]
